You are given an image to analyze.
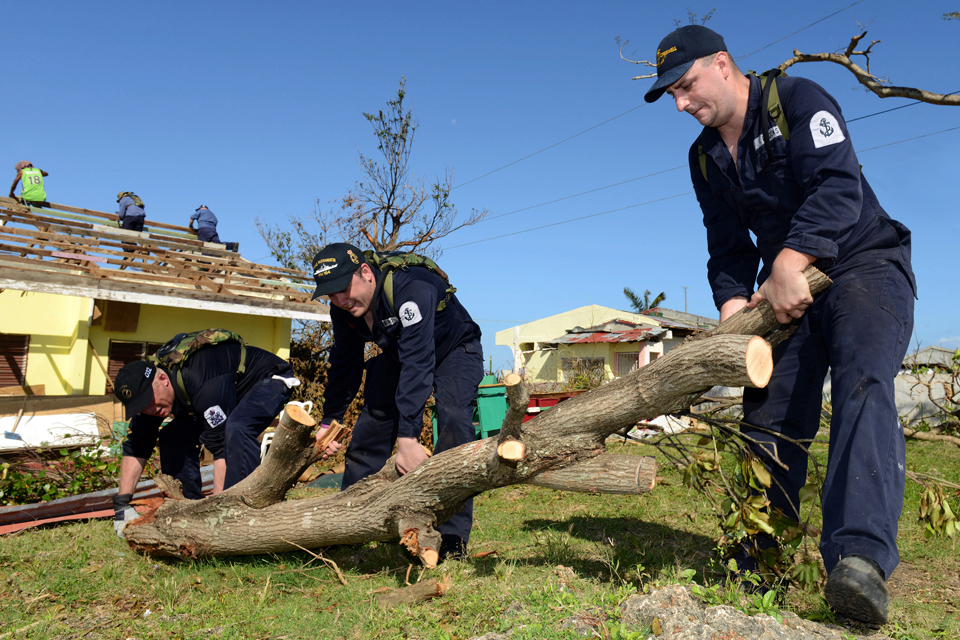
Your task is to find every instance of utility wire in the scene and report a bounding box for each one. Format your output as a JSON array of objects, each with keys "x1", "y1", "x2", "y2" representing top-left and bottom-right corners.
[
  {"x1": 447, "y1": 125, "x2": 960, "y2": 251},
  {"x1": 445, "y1": 192, "x2": 691, "y2": 250},
  {"x1": 856, "y1": 125, "x2": 960, "y2": 153},
  {"x1": 452, "y1": 2, "x2": 864, "y2": 192},
  {"x1": 846, "y1": 90, "x2": 960, "y2": 123},
  {"x1": 451, "y1": 103, "x2": 646, "y2": 191},
  {"x1": 735, "y1": 0, "x2": 864, "y2": 61},
  {"x1": 480, "y1": 165, "x2": 686, "y2": 223}
]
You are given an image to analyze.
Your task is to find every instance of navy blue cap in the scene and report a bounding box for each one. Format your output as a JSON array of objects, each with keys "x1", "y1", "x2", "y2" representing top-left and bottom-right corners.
[
  {"x1": 644, "y1": 25, "x2": 727, "y2": 103},
  {"x1": 310, "y1": 242, "x2": 366, "y2": 300},
  {"x1": 114, "y1": 360, "x2": 158, "y2": 419}
]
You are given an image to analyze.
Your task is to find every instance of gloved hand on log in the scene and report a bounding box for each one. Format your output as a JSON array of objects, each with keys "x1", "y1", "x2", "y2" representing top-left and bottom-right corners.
[{"x1": 112, "y1": 493, "x2": 139, "y2": 538}]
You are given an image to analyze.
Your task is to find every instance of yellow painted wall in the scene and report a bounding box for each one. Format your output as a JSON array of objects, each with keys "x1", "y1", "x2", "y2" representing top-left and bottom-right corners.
[
  {"x1": 1, "y1": 290, "x2": 292, "y2": 396},
  {"x1": 524, "y1": 350, "x2": 559, "y2": 383},
  {"x1": 1, "y1": 290, "x2": 90, "y2": 394}
]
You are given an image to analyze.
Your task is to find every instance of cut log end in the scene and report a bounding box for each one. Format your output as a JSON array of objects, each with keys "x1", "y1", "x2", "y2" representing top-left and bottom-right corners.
[
  {"x1": 745, "y1": 336, "x2": 773, "y2": 388},
  {"x1": 420, "y1": 548, "x2": 439, "y2": 569},
  {"x1": 497, "y1": 439, "x2": 526, "y2": 461},
  {"x1": 284, "y1": 403, "x2": 316, "y2": 427},
  {"x1": 504, "y1": 372, "x2": 522, "y2": 387}
]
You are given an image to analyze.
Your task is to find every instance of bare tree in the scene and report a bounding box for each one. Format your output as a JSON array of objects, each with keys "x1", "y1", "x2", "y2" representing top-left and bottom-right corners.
[
  {"x1": 674, "y1": 7, "x2": 715, "y2": 28},
  {"x1": 257, "y1": 77, "x2": 485, "y2": 264},
  {"x1": 617, "y1": 29, "x2": 960, "y2": 107}
]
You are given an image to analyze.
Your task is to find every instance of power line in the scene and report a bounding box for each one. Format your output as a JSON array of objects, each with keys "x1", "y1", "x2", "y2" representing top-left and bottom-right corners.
[
  {"x1": 855, "y1": 125, "x2": 960, "y2": 153},
  {"x1": 452, "y1": 2, "x2": 864, "y2": 192},
  {"x1": 479, "y1": 165, "x2": 686, "y2": 223},
  {"x1": 445, "y1": 192, "x2": 691, "y2": 250},
  {"x1": 846, "y1": 91, "x2": 959, "y2": 123},
  {"x1": 447, "y1": 125, "x2": 960, "y2": 251},
  {"x1": 451, "y1": 103, "x2": 647, "y2": 191},
  {"x1": 736, "y1": 0, "x2": 864, "y2": 61}
]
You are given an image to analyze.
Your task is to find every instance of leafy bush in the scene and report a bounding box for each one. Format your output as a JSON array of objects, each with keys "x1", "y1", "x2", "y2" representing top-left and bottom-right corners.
[{"x1": 0, "y1": 446, "x2": 121, "y2": 506}]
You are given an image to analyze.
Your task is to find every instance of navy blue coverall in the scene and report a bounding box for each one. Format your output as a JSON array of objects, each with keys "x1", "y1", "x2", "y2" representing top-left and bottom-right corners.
[
  {"x1": 691, "y1": 74, "x2": 916, "y2": 579},
  {"x1": 122, "y1": 343, "x2": 296, "y2": 495},
  {"x1": 191, "y1": 207, "x2": 221, "y2": 243},
  {"x1": 322, "y1": 265, "x2": 484, "y2": 543},
  {"x1": 117, "y1": 195, "x2": 146, "y2": 232}
]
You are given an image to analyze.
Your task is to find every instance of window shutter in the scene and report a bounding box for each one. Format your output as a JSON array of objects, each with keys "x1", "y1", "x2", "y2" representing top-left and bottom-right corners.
[{"x1": 0, "y1": 333, "x2": 29, "y2": 388}]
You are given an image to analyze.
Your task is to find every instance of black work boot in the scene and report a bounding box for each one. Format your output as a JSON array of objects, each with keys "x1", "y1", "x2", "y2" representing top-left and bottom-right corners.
[
  {"x1": 438, "y1": 534, "x2": 467, "y2": 563},
  {"x1": 824, "y1": 555, "x2": 889, "y2": 627}
]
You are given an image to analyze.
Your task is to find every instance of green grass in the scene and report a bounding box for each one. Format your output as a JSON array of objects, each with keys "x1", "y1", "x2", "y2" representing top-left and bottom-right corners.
[{"x1": 1, "y1": 436, "x2": 957, "y2": 639}]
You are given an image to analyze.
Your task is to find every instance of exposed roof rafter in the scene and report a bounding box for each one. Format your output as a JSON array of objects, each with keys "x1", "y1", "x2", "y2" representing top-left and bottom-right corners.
[{"x1": 0, "y1": 197, "x2": 329, "y2": 322}]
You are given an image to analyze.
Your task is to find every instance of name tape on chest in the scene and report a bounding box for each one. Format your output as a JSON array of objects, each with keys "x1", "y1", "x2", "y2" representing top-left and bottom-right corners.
[
  {"x1": 398, "y1": 301, "x2": 423, "y2": 327},
  {"x1": 203, "y1": 405, "x2": 228, "y2": 429},
  {"x1": 753, "y1": 126, "x2": 783, "y2": 151},
  {"x1": 809, "y1": 110, "x2": 845, "y2": 149}
]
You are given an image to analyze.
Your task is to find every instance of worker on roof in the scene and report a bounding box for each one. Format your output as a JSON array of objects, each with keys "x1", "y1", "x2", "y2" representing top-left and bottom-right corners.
[
  {"x1": 644, "y1": 25, "x2": 915, "y2": 626},
  {"x1": 310, "y1": 242, "x2": 484, "y2": 563},
  {"x1": 110, "y1": 331, "x2": 338, "y2": 537},
  {"x1": 189, "y1": 205, "x2": 220, "y2": 243},
  {"x1": 9, "y1": 161, "x2": 49, "y2": 207},
  {"x1": 116, "y1": 192, "x2": 146, "y2": 232}
]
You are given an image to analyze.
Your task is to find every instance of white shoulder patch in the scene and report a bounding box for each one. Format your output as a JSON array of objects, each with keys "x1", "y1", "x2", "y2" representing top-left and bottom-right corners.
[
  {"x1": 203, "y1": 405, "x2": 228, "y2": 428},
  {"x1": 398, "y1": 301, "x2": 423, "y2": 327},
  {"x1": 809, "y1": 110, "x2": 845, "y2": 148}
]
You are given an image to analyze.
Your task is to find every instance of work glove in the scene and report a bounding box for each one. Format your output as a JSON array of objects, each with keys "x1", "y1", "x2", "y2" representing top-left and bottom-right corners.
[{"x1": 112, "y1": 493, "x2": 138, "y2": 538}]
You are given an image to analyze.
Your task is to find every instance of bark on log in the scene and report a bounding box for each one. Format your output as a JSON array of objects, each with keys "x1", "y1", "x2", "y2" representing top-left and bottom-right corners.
[
  {"x1": 528, "y1": 454, "x2": 657, "y2": 494},
  {"x1": 124, "y1": 332, "x2": 777, "y2": 562}
]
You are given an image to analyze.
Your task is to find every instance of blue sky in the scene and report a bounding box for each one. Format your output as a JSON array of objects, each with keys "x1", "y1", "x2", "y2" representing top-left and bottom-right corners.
[{"x1": 6, "y1": 1, "x2": 959, "y2": 370}]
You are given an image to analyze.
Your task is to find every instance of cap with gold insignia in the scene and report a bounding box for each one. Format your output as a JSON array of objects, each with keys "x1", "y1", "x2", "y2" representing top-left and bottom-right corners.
[
  {"x1": 113, "y1": 360, "x2": 158, "y2": 419},
  {"x1": 644, "y1": 25, "x2": 727, "y2": 104},
  {"x1": 310, "y1": 242, "x2": 367, "y2": 300}
]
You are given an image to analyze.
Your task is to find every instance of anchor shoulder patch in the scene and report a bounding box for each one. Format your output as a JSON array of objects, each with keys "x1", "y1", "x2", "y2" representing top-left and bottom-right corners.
[
  {"x1": 808, "y1": 110, "x2": 845, "y2": 149},
  {"x1": 398, "y1": 301, "x2": 423, "y2": 327}
]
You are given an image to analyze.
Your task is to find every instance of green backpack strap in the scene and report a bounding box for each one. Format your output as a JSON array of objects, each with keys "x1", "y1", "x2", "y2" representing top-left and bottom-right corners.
[
  {"x1": 757, "y1": 69, "x2": 790, "y2": 162},
  {"x1": 362, "y1": 250, "x2": 457, "y2": 316},
  {"x1": 150, "y1": 329, "x2": 247, "y2": 408}
]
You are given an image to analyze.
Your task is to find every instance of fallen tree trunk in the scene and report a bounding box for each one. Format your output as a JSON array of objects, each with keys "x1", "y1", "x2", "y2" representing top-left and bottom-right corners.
[{"x1": 124, "y1": 268, "x2": 831, "y2": 563}]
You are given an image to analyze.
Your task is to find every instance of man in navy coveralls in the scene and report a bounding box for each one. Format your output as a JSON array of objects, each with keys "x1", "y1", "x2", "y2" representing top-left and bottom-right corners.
[
  {"x1": 311, "y1": 242, "x2": 484, "y2": 561},
  {"x1": 645, "y1": 25, "x2": 916, "y2": 626}
]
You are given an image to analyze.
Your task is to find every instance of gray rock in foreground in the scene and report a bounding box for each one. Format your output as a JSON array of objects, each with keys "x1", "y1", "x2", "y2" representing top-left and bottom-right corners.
[
  {"x1": 619, "y1": 585, "x2": 893, "y2": 640},
  {"x1": 465, "y1": 584, "x2": 896, "y2": 640}
]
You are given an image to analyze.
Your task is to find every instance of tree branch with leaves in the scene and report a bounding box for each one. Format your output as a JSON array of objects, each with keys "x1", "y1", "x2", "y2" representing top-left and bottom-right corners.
[{"x1": 624, "y1": 287, "x2": 666, "y2": 313}]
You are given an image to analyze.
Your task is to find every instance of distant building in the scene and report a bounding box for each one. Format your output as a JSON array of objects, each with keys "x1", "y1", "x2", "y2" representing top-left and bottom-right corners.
[{"x1": 496, "y1": 305, "x2": 714, "y2": 386}]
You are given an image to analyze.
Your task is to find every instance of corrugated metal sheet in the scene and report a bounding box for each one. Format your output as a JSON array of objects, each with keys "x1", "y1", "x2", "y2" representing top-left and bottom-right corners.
[
  {"x1": 548, "y1": 318, "x2": 674, "y2": 345},
  {"x1": 547, "y1": 316, "x2": 704, "y2": 345},
  {"x1": 551, "y1": 326, "x2": 660, "y2": 344}
]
